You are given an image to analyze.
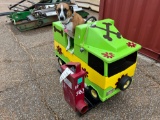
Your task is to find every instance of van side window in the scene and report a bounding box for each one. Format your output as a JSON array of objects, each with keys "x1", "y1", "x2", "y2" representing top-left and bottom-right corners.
[{"x1": 88, "y1": 53, "x2": 104, "y2": 75}]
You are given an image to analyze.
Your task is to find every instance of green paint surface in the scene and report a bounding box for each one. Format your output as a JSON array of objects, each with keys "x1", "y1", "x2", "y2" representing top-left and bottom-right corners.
[
  {"x1": 85, "y1": 77, "x2": 120, "y2": 102},
  {"x1": 74, "y1": 19, "x2": 141, "y2": 63},
  {"x1": 9, "y1": 11, "x2": 31, "y2": 22}
]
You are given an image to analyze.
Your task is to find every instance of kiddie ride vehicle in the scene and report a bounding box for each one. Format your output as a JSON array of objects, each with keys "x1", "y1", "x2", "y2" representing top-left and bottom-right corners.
[{"x1": 53, "y1": 17, "x2": 141, "y2": 114}]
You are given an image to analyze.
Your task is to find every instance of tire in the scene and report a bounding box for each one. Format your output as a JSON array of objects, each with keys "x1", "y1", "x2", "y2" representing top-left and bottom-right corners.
[
  {"x1": 117, "y1": 76, "x2": 132, "y2": 91},
  {"x1": 89, "y1": 87, "x2": 100, "y2": 101}
]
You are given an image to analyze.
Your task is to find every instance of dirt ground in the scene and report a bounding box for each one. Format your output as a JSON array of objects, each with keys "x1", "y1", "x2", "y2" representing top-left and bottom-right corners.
[{"x1": 0, "y1": 0, "x2": 160, "y2": 120}]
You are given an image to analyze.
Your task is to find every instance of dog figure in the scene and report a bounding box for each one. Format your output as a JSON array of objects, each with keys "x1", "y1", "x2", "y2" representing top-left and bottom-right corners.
[{"x1": 56, "y1": 3, "x2": 84, "y2": 54}]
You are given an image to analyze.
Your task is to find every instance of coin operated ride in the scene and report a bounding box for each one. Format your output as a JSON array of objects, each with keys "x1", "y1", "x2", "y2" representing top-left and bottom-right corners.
[{"x1": 54, "y1": 17, "x2": 141, "y2": 114}]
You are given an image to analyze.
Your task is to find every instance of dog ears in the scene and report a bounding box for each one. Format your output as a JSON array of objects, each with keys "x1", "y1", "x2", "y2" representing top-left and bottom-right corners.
[{"x1": 69, "y1": 6, "x2": 74, "y2": 14}]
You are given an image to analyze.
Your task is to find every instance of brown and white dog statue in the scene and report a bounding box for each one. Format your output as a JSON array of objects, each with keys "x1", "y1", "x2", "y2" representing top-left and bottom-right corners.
[{"x1": 56, "y1": 3, "x2": 84, "y2": 53}]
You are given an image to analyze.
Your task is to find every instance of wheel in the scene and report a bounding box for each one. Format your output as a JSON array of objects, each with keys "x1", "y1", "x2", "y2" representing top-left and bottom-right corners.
[
  {"x1": 85, "y1": 16, "x2": 97, "y2": 24},
  {"x1": 117, "y1": 76, "x2": 132, "y2": 91},
  {"x1": 58, "y1": 58, "x2": 64, "y2": 66},
  {"x1": 89, "y1": 87, "x2": 99, "y2": 101},
  {"x1": 57, "y1": 58, "x2": 65, "y2": 73},
  {"x1": 36, "y1": 20, "x2": 43, "y2": 27}
]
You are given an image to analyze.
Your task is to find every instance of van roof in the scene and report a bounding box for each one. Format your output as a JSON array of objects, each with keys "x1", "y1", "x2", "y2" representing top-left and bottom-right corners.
[{"x1": 76, "y1": 19, "x2": 141, "y2": 63}]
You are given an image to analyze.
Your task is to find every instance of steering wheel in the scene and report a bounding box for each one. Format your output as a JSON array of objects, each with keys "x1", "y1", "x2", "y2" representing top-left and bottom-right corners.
[{"x1": 85, "y1": 16, "x2": 97, "y2": 23}]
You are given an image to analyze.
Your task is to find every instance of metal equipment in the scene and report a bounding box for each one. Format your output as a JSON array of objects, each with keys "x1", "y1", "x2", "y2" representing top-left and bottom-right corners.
[
  {"x1": 0, "y1": 0, "x2": 89, "y2": 31},
  {"x1": 8, "y1": 0, "x2": 53, "y2": 12}
]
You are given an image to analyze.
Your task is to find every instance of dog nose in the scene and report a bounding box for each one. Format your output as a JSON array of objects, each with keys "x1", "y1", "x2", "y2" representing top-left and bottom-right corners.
[{"x1": 60, "y1": 16, "x2": 64, "y2": 21}]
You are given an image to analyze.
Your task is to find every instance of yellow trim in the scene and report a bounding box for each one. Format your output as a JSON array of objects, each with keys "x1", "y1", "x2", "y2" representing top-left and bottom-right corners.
[{"x1": 54, "y1": 41, "x2": 137, "y2": 89}]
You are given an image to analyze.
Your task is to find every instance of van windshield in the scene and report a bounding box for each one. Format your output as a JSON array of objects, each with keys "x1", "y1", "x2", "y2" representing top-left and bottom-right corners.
[{"x1": 108, "y1": 52, "x2": 137, "y2": 77}]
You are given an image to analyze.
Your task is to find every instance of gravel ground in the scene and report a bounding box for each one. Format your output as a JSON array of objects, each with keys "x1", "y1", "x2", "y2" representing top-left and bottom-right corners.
[{"x1": 0, "y1": 1, "x2": 160, "y2": 120}]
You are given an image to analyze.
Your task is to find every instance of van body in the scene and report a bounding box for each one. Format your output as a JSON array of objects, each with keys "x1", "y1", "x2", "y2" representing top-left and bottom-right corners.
[{"x1": 53, "y1": 19, "x2": 141, "y2": 102}]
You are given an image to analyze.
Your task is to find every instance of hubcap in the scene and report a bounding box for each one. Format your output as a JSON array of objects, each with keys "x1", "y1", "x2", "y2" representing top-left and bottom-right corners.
[
  {"x1": 91, "y1": 89, "x2": 97, "y2": 98},
  {"x1": 58, "y1": 59, "x2": 63, "y2": 66},
  {"x1": 123, "y1": 81, "x2": 130, "y2": 89}
]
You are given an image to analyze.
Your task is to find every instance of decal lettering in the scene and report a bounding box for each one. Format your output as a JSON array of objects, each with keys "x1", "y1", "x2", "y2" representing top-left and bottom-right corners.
[
  {"x1": 75, "y1": 85, "x2": 79, "y2": 90},
  {"x1": 76, "y1": 88, "x2": 84, "y2": 96}
]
